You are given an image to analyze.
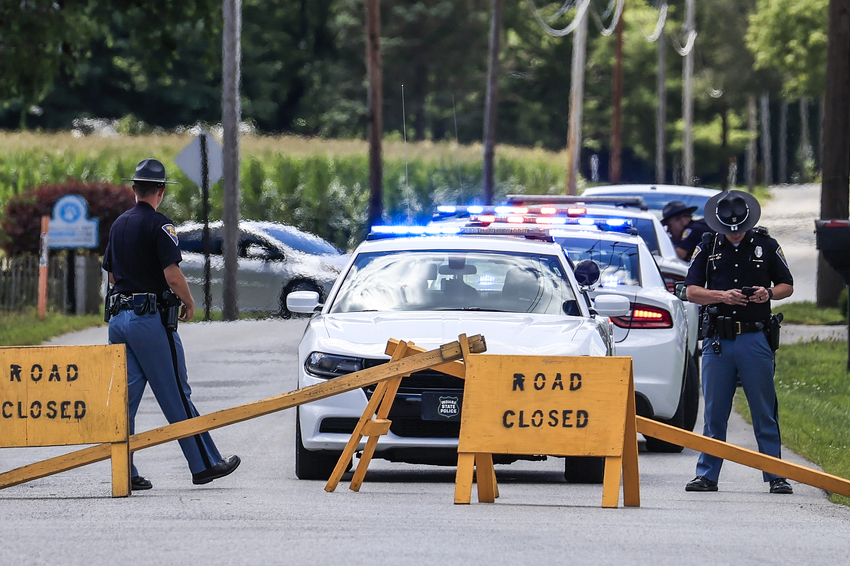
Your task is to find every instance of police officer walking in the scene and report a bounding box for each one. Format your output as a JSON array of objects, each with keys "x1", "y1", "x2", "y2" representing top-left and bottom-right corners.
[
  {"x1": 103, "y1": 158, "x2": 240, "y2": 491},
  {"x1": 683, "y1": 190, "x2": 794, "y2": 494},
  {"x1": 661, "y1": 200, "x2": 713, "y2": 261}
]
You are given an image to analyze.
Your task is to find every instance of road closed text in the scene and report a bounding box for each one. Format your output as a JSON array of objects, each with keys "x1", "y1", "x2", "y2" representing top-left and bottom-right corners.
[
  {"x1": 2, "y1": 363, "x2": 87, "y2": 421},
  {"x1": 502, "y1": 372, "x2": 589, "y2": 429}
]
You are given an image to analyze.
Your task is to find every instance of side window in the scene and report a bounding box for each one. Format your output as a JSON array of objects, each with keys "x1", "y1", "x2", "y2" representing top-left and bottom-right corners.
[
  {"x1": 239, "y1": 236, "x2": 284, "y2": 261},
  {"x1": 178, "y1": 228, "x2": 223, "y2": 255}
]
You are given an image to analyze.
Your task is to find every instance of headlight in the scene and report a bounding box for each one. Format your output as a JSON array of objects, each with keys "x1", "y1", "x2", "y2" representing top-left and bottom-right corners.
[{"x1": 305, "y1": 352, "x2": 364, "y2": 378}]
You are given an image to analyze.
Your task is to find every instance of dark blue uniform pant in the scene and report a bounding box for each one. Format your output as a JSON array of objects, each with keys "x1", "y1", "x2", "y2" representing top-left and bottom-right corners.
[
  {"x1": 109, "y1": 309, "x2": 222, "y2": 477},
  {"x1": 696, "y1": 331, "x2": 782, "y2": 483}
]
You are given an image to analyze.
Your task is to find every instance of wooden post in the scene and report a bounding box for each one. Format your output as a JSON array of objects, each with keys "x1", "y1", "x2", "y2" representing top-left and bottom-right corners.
[
  {"x1": 365, "y1": 0, "x2": 384, "y2": 231},
  {"x1": 37, "y1": 216, "x2": 49, "y2": 320}
]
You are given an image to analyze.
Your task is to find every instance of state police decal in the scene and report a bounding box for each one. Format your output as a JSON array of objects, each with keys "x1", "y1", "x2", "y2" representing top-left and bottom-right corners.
[
  {"x1": 162, "y1": 224, "x2": 179, "y2": 246},
  {"x1": 438, "y1": 395, "x2": 460, "y2": 418}
]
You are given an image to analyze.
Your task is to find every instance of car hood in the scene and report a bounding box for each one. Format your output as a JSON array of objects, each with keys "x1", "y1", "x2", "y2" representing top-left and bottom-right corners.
[{"x1": 306, "y1": 311, "x2": 608, "y2": 359}]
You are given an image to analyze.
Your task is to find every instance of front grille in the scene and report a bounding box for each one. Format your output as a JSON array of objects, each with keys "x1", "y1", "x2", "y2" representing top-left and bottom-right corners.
[
  {"x1": 319, "y1": 417, "x2": 360, "y2": 434},
  {"x1": 388, "y1": 417, "x2": 461, "y2": 438}
]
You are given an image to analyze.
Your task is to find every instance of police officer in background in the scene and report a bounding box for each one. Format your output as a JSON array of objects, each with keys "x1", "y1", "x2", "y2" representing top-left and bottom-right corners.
[
  {"x1": 103, "y1": 158, "x2": 240, "y2": 491},
  {"x1": 683, "y1": 190, "x2": 794, "y2": 494},
  {"x1": 661, "y1": 200, "x2": 713, "y2": 261}
]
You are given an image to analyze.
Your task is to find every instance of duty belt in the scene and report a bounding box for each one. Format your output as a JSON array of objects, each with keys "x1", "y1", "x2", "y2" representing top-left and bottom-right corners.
[
  {"x1": 108, "y1": 293, "x2": 159, "y2": 315},
  {"x1": 715, "y1": 316, "x2": 765, "y2": 340}
]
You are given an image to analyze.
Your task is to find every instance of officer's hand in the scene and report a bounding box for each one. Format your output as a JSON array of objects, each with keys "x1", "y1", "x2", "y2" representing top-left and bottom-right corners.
[
  {"x1": 748, "y1": 286, "x2": 770, "y2": 304},
  {"x1": 721, "y1": 289, "x2": 749, "y2": 306},
  {"x1": 179, "y1": 302, "x2": 195, "y2": 322}
]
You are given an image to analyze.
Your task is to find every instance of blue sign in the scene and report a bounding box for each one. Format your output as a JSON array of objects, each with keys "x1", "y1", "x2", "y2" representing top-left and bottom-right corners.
[{"x1": 48, "y1": 195, "x2": 99, "y2": 249}]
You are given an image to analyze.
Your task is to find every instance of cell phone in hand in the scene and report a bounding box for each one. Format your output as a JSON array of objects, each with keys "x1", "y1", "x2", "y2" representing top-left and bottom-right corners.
[{"x1": 741, "y1": 286, "x2": 757, "y2": 297}]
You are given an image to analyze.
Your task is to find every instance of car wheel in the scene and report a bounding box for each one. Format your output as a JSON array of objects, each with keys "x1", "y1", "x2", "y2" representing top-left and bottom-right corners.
[
  {"x1": 564, "y1": 456, "x2": 605, "y2": 483},
  {"x1": 281, "y1": 281, "x2": 321, "y2": 319},
  {"x1": 295, "y1": 408, "x2": 345, "y2": 480},
  {"x1": 644, "y1": 353, "x2": 695, "y2": 453}
]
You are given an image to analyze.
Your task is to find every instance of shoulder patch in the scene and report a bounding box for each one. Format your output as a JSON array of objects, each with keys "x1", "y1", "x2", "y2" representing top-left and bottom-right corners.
[
  {"x1": 775, "y1": 245, "x2": 789, "y2": 269},
  {"x1": 689, "y1": 245, "x2": 701, "y2": 267},
  {"x1": 162, "y1": 224, "x2": 179, "y2": 246},
  {"x1": 682, "y1": 228, "x2": 692, "y2": 240}
]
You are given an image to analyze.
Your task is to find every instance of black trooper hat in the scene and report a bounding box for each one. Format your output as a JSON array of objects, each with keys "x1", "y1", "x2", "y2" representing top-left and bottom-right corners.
[
  {"x1": 122, "y1": 158, "x2": 177, "y2": 185},
  {"x1": 703, "y1": 190, "x2": 761, "y2": 235},
  {"x1": 660, "y1": 201, "x2": 698, "y2": 225}
]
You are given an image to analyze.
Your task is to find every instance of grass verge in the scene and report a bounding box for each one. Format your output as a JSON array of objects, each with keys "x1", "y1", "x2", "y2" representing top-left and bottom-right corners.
[
  {"x1": 0, "y1": 308, "x2": 105, "y2": 346},
  {"x1": 775, "y1": 301, "x2": 846, "y2": 325},
  {"x1": 735, "y1": 339, "x2": 850, "y2": 505}
]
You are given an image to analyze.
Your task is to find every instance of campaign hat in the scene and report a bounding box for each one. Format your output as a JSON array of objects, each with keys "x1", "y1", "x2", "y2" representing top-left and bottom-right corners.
[
  {"x1": 703, "y1": 190, "x2": 761, "y2": 235},
  {"x1": 660, "y1": 201, "x2": 698, "y2": 225},
  {"x1": 123, "y1": 158, "x2": 177, "y2": 185}
]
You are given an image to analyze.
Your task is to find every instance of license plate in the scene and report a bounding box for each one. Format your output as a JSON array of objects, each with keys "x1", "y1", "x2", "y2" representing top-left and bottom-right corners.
[{"x1": 421, "y1": 392, "x2": 463, "y2": 421}]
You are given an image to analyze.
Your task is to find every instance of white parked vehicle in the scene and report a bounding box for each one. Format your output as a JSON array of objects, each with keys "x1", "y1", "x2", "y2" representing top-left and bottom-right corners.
[
  {"x1": 549, "y1": 228, "x2": 699, "y2": 448},
  {"x1": 288, "y1": 230, "x2": 631, "y2": 483},
  {"x1": 582, "y1": 184, "x2": 721, "y2": 221}
]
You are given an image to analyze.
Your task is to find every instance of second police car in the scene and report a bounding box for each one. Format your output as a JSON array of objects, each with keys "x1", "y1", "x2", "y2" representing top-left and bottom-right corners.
[{"x1": 287, "y1": 227, "x2": 633, "y2": 483}]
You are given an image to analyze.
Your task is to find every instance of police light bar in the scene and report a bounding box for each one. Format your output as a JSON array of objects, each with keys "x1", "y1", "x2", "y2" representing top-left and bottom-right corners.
[
  {"x1": 458, "y1": 226, "x2": 554, "y2": 241},
  {"x1": 504, "y1": 194, "x2": 648, "y2": 210},
  {"x1": 367, "y1": 224, "x2": 463, "y2": 239}
]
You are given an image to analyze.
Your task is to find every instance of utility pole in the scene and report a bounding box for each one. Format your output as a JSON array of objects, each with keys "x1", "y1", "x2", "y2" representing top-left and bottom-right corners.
[
  {"x1": 610, "y1": 4, "x2": 625, "y2": 185},
  {"x1": 760, "y1": 92, "x2": 772, "y2": 186},
  {"x1": 482, "y1": 0, "x2": 503, "y2": 205},
  {"x1": 365, "y1": 0, "x2": 383, "y2": 231},
  {"x1": 779, "y1": 100, "x2": 788, "y2": 184},
  {"x1": 221, "y1": 0, "x2": 241, "y2": 321},
  {"x1": 818, "y1": 0, "x2": 850, "y2": 308},
  {"x1": 566, "y1": 7, "x2": 588, "y2": 195},
  {"x1": 746, "y1": 95, "x2": 756, "y2": 192},
  {"x1": 656, "y1": 22, "x2": 667, "y2": 184},
  {"x1": 682, "y1": 0, "x2": 695, "y2": 186}
]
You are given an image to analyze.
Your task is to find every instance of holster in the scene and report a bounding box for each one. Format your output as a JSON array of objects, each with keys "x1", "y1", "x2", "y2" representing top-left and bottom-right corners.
[
  {"x1": 766, "y1": 313, "x2": 783, "y2": 351},
  {"x1": 700, "y1": 306, "x2": 718, "y2": 339},
  {"x1": 159, "y1": 290, "x2": 182, "y2": 331}
]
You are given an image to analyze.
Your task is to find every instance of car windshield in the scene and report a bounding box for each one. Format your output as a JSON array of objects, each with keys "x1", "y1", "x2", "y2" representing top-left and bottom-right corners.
[
  {"x1": 260, "y1": 226, "x2": 340, "y2": 256},
  {"x1": 329, "y1": 250, "x2": 578, "y2": 315},
  {"x1": 580, "y1": 214, "x2": 658, "y2": 254},
  {"x1": 554, "y1": 237, "x2": 641, "y2": 288},
  {"x1": 593, "y1": 191, "x2": 713, "y2": 219}
]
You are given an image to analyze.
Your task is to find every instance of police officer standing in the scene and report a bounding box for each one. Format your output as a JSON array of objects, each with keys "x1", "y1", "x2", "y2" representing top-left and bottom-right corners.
[
  {"x1": 661, "y1": 200, "x2": 713, "y2": 261},
  {"x1": 103, "y1": 158, "x2": 240, "y2": 491},
  {"x1": 683, "y1": 190, "x2": 794, "y2": 494}
]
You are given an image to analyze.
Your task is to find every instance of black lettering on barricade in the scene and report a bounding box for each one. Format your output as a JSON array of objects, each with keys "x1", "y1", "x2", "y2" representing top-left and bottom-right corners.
[
  {"x1": 48, "y1": 364, "x2": 61, "y2": 382},
  {"x1": 66, "y1": 364, "x2": 78, "y2": 382},
  {"x1": 30, "y1": 401, "x2": 42, "y2": 419},
  {"x1": 17, "y1": 401, "x2": 27, "y2": 419},
  {"x1": 60, "y1": 401, "x2": 71, "y2": 419},
  {"x1": 512, "y1": 373, "x2": 525, "y2": 391},
  {"x1": 10, "y1": 364, "x2": 22, "y2": 382},
  {"x1": 74, "y1": 401, "x2": 86, "y2": 419},
  {"x1": 534, "y1": 373, "x2": 546, "y2": 391},
  {"x1": 518, "y1": 411, "x2": 530, "y2": 428},
  {"x1": 552, "y1": 373, "x2": 564, "y2": 390},
  {"x1": 576, "y1": 410, "x2": 589, "y2": 428},
  {"x1": 562, "y1": 409, "x2": 573, "y2": 427},
  {"x1": 570, "y1": 373, "x2": 582, "y2": 391},
  {"x1": 548, "y1": 409, "x2": 558, "y2": 426},
  {"x1": 46, "y1": 401, "x2": 57, "y2": 419},
  {"x1": 2, "y1": 401, "x2": 11, "y2": 418},
  {"x1": 503, "y1": 410, "x2": 515, "y2": 428},
  {"x1": 531, "y1": 410, "x2": 543, "y2": 427},
  {"x1": 30, "y1": 364, "x2": 43, "y2": 382}
]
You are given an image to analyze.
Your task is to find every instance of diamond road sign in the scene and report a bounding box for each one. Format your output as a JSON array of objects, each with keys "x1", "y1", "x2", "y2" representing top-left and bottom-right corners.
[{"x1": 174, "y1": 131, "x2": 224, "y2": 188}]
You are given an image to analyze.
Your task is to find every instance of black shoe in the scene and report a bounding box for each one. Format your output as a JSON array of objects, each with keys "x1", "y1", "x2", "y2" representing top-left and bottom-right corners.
[
  {"x1": 685, "y1": 475, "x2": 718, "y2": 492},
  {"x1": 131, "y1": 476, "x2": 152, "y2": 490},
  {"x1": 192, "y1": 455, "x2": 241, "y2": 485},
  {"x1": 769, "y1": 478, "x2": 793, "y2": 494}
]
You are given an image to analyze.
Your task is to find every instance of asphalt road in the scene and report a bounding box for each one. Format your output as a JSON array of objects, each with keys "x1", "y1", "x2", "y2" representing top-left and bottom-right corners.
[{"x1": 2, "y1": 317, "x2": 849, "y2": 566}]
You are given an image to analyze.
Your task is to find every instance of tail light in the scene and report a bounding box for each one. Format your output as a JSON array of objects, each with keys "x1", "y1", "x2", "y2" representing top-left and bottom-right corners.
[
  {"x1": 611, "y1": 303, "x2": 673, "y2": 329},
  {"x1": 664, "y1": 273, "x2": 685, "y2": 293}
]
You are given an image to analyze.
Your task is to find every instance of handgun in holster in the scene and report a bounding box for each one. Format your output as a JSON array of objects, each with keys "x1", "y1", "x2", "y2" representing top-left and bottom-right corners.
[
  {"x1": 700, "y1": 306, "x2": 719, "y2": 339},
  {"x1": 159, "y1": 290, "x2": 182, "y2": 331},
  {"x1": 766, "y1": 312, "x2": 783, "y2": 351}
]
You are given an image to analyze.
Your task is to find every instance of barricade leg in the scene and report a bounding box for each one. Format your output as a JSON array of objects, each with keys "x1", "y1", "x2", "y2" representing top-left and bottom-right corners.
[
  {"x1": 454, "y1": 453, "x2": 475, "y2": 504},
  {"x1": 474, "y1": 453, "x2": 497, "y2": 503},
  {"x1": 602, "y1": 456, "x2": 622, "y2": 508},
  {"x1": 111, "y1": 442, "x2": 130, "y2": 498}
]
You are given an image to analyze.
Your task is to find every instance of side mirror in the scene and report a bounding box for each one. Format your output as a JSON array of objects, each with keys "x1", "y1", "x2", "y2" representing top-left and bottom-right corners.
[
  {"x1": 287, "y1": 290, "x2": 321, "y2": 314},
  {"x1": 574, "y1": 259, "x2": 601, "y2": 288},
  {"x1": 592, "y1": 294, "x2": 631, "y2": 317},
  {"x1": 674, "y1": 282, "x2": 688, "y2": 302}
]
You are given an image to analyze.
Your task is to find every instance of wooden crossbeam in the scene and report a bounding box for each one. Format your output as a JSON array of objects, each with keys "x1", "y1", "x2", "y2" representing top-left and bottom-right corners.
[
  {"x1": 636, "y1": 417, "x2": 850, "y2": 497},
  {"x1": 0, "y1": 335, "x2": 486, "y2": 491}
]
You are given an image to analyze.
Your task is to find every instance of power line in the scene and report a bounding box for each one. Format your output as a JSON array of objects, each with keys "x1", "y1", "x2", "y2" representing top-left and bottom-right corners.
[{"x1": 524, "y1": 0, "x2": 591, "y2": 37}]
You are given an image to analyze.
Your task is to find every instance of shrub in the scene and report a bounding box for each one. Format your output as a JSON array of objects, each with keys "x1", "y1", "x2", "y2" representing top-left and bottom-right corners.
[{"x1": 1, "y1": 181, "x2": 136, "y2": 256}]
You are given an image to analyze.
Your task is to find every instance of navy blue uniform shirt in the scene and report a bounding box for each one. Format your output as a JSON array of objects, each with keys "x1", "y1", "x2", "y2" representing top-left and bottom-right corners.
[
  {"x1": 684, "y1": 228, "x2": 793, "y2": 322},
  {"x1": 102, "y1": 202, "x2": 182, "y2": 295},
  {"x1": 673, "y1": 218, "x2": 712, "y2": 260}
]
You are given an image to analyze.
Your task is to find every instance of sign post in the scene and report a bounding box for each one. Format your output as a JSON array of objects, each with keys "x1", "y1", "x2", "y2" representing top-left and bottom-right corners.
[
  {"x1": 37, "y1": 216, "x2": 49, "y2": 320},
  {"x1": 456, "y1": 355, "x2": 639, "y2": 508},
  {"x1": 175, "y1": 131, "x2": 224, "y2": 321}
]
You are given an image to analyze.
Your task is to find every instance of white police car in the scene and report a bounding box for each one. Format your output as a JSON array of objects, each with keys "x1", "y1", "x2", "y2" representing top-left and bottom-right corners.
[
  {"x1": 287, "y1": 228, "x2": 631, "y2": 482},
  {"x1": 549, "y1": 228, "x2": 699, "y2": 448}
]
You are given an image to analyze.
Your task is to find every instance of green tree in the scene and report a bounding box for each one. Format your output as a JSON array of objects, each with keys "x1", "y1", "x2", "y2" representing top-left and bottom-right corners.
[{"x1": 746, "y1": 0, "x2": 829, "y2": 98}]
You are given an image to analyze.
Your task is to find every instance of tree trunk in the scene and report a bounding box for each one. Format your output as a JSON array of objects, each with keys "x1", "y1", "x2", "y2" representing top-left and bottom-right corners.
[
  {"x1": 720, "y1": 108, "x2": 729, "y2": 189},
  {"x1": 800, "y1": 97, "x2": 810, "y2": 183},
  {"x1": 566, "y1": 6, "x2": 588, "y2": 195},
  {"x1": 760, "y1": 92, "x2": 773, "y2": 186},
  {"x1": 366, "y1": 0, "x2": 384, "y2": 230},
  {"x1": 747, "y1": 95, "x2": 757, "y2": 192},
  {"x1": 656, "y1": 27, "x2": 667, "y2": 185},
  {"x1": 482, "y1": 0, "x2": 503, "y2": 205},
  {"x1": 682, "y1": 0, "x2": 695, "y2": 186},
  {"x1": 818, "y1": 0, "x2": 850, "y2": 308},
  {"x1": 610, "y1": 9, "x2": 625, "y2": 185},
  {"x1": 779, "y1": 100, "x2": 788, "y2": 184}
]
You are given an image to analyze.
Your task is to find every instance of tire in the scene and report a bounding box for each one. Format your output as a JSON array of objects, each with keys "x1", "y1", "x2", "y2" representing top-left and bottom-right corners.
[
  {"x1": 564, "y1": 456, "x2": 605, "y2": 483},
  {"x1": 295, "y1": 408, "x2": 345, "y2": 480},
  {"x1": 280, "y1": 280, "x2": 321, "y2": 319},
  {"x1": 644, "y1": 353, "x2": 696, "y2": 453}
]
